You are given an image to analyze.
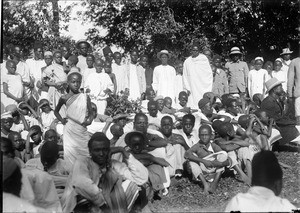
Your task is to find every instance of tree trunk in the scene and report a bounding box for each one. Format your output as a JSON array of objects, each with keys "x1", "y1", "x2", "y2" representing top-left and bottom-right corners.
[{"x1": 51, "y1": 0, "x2": 59, "y2": 37}]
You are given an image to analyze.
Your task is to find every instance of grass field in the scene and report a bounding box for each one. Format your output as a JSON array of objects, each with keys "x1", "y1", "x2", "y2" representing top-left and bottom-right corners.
[{"x1": 148, "y1": 152, "x2": 300, "y2": 212}]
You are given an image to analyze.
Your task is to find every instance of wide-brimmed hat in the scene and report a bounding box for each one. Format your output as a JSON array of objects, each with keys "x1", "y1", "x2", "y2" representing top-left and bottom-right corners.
[
  {"x1": 157, "y1": 50, "x2": 172, "y2": 59},
  {"x1": 125, "y1": 131, "x2": 146, "y2": 147},
  {"x1": 76, "y1": 39, "x2": 91, "y2": 49},
  {"x1": 265, "y1": 78, "x2": 284, "y2": 93},
  {"x1": 229, "y1": 47, "x2": 242, "y2": 55},
  {"x1": 280, "y1": 48, "x2": 293, "y2": 55}
]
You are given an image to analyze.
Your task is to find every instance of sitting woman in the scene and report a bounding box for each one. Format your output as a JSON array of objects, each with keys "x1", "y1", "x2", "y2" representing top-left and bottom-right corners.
[{"x1": 61, "y1": 132, "x2": 149, "y2": 213}]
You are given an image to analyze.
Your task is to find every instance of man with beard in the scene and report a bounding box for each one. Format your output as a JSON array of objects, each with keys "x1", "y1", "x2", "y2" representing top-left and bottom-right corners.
[{"x1": 261, "y1": 78, "x2": 299, "y2": 146}]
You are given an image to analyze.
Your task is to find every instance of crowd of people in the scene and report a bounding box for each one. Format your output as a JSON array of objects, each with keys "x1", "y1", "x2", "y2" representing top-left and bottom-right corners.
[{"x1": 1, "y1": 39, "x2": 300, "y2": 212}]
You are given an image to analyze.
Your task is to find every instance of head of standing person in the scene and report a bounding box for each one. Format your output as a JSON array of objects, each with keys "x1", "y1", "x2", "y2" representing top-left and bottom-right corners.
[
  {"x1": 86, "y1": 54, "x2": 95, "y2": 69},
  {"x1": 263, "y1": 61, "x2": 273, "y2": 75},
  {"x1": 103, "y1": 46, "x2": 114, "y2": 63},
  {"x1": 113, "y1": 52, "x2": 122, "y2": 66},
  {"x1": 254, "y1": 57, "x2": 264, "y2": 71},
  {"x1": 33, "y1": 43, "x2": 44, "y2": 60},
  {"x1": 139, "y1": 55, "x2": 149, "y2": 68},
  {"x1": 157, "y1": 50, "x2": 171, "y2": 66},
  {"x1": 9, "y1": 45, "x2": 21, "y2": 62},
  {"x1": 203, "y1": 48, "x2": 213, "y2": 63},
  {"x1": 273, "y1": 59, "x2": 283, "y2": 72},
  {"x1": 190, "y1": 42, "x2": 201, "y2": 58},
  {"x1": 67, "y1": 72, "x2": 82, "y2": 94},
  {"x1": 53, "y1": 50, "x2": 63, "y2": 65},
  {"x1": 229, "y1": 47, "x2": 242, "y2": 63},
  {"x1": 94, "y1": 58, "x2": 105, "y2": 73},
  {"x1": 251, "y1": 150, "x2": 283, "y2": 195},
  {"x1": 62, "y1": 44, "x2": 71, "y2": 60},
  {"x1": 212, "y1": 54, "x2": 222, "y2": 69},
  {"x1": 67, "y1": 55, "x2": 79, "y2": 68},
  {"x1": 104, "y1": 60, "x2": 112, "y2": 74},
  {"x1": 44, "y1": 51, "x2": 53, "y2": 66},
  {"x1": 280, "y1": 48, "x2": 293, "y2": 62},
  {"x1": 175, "y1": 60, "x2": 183, "y2": 75},
  {"x1": 6, "y1": 60, "x2": 17, "y2": 75},
  {"x1": 76, "y1": 40, "x2": 90, "y2": 57},
  {"x1": 130, "y1": 49, "x2": 139, "y2": 65}
]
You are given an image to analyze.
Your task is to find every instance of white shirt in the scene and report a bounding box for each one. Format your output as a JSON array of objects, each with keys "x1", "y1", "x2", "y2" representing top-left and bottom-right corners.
[
  {"x1": 272, "y1": 69, "x2": 287, "y2": 92},
  {"x1": 248, "y1": 68, "x2": 270, "y2": 99},
  {"x1": 25, "y1": 58, "x2": 46, "y2": 84},
  {"x1": 85, "y1": 72, "x2": 114, "y2": 100},
  {"x1": 128, "y1": 64, "x2": 140, "y2": 100},
  {"x1": 77, "y1": 55, "x2": 88, "y2": 72},
  {"x1": 152, "y1": 64, "x2": 177, "y2": 102},
  {"x1": 81, "y1": 67, "x2": 96, "y2": 88},
  {"x1": 225, "y1": 186, "x2": 295, "y2": 212}
]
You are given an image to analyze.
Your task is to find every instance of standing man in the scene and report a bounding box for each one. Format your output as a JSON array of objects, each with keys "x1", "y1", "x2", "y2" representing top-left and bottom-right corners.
[
  {"x1": 183, "y1": 42, "x2": 213, "y2": 108},
  {"x1": 112, "y1": 52, "x2": 127, "y2": 95},
  {"x1": 26, "y1": 43, "x2": 46, "y2": 101},
  {"x1": 287, "y1": 55, "x2": 300, "y2": 125},
  {"x1": 126, "y1": 49, "x2": 146, "y2": 100},
  {"x1": 152, "y1": 50, "x2": 176, "y2": 103},
  {"x1": 225, "y1": 47, "x2": 249, "y2": 97},
  {"x1": 280, "y1": 48, "x2": 293, "y2": 70},
  {"x1": 76, "y1": 40, "x2": 91, "y2": 72}
]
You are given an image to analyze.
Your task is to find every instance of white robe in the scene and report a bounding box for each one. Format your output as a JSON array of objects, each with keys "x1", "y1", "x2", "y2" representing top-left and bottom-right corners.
[
  {"x1": 272, "y1": 70, "x2": 287, "y2": 92},
  {"x1": 128, "y1": 64, "x2": 140, "y2": 100},
  {"x1": 152, "y1": 64, "x2": 177, "y2": 102},
  {"x1": 112, "y1": 62, "x2": 127, "y2": 94},
  {"x1": 26, "y1": 59, "x2": 46, "y2": 100},
  {"x1": 77, "y1": 55, "x2": 88, "y2": 73},
  {"x1": 183, "y1": 54, "x2": 213, "y2": 108}
]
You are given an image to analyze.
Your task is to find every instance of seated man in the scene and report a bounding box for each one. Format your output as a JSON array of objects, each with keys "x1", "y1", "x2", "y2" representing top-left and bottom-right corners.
[
  {"x1": 125, "y1": 131, "x2": 169, "y2": 197},
  {"x1": 184, "y1": 125, "x2": 229, "y2": 194},
  {"x1": 261, "y1": 78, "x2": 299, "y2": 145},
  {"x1": 225, "y1": 150, "x2": 295, "y2": 212},
  {"x1": 61, "y1": 132, "x2": 149, "y2": 213},
  {"x1": 160, "y1": 115, "x2": 189, "y2": 177},
  {"x1": 213, "y1": 121, "x2": 252, "y2": 185}
]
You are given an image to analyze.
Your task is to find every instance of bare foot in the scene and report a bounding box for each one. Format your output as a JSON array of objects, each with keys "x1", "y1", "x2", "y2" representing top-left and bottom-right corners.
[{"x1": 203, "y1": 183, "x2": 210, "y2": 194}]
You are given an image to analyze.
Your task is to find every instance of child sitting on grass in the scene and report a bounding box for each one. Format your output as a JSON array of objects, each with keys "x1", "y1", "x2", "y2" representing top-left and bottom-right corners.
[{"x1": 184, "y1": 125, "x2": 230, "y2": 194}]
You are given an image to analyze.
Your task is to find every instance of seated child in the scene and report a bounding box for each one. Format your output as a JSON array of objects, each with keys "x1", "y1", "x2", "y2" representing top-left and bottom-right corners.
[
  {"x1": 10, "y1": 108, "x2": 30, "y2": 140},
  {"x1": 1, "y1": 137, "x2": 25, "y2": 168},
  {"x1": 8, "y1": 131, "x2": 26, "y2": 162},
  {"x1": 125, "y1": 131, "x2": 170, "y2": 197},
  {"x1": 184, "y1": 125, "x2": 229, "y2": 194},
  {"x1": 18, "y1": 102, "x2": 41, "y2": 127},
  {"x1": 161, "y1": 97, "x2": 176, "y2": 115},
  {"x1": 141, "y1": 88, "x2": 156, "y2": 113},
  {"x1": 37, "y1": 99, "x2": 59, "y2": 132},
  {"x1": 26, "y1": 125, "x2": 43, "y2": 159},
  {"x1": 213, "y1": 121, "x2": 252, "y2": 185},
  {"x1": 110, "y1": 123, "x2": 124, "y2": 147},
  {"x1": 1, "y1": 111, "x2": 14, "y2": 138}
]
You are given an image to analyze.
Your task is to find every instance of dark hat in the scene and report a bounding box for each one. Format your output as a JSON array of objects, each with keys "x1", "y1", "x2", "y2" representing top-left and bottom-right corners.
[
  {"x1": 198, "y1": 98, "x2": 210, "y2": 109},
  {"x1": 76, "y1": 39, "x2": 91, "y2": 49},
  {"x1": 125, "y1": 131, "x2": 146, "y2": 147}
]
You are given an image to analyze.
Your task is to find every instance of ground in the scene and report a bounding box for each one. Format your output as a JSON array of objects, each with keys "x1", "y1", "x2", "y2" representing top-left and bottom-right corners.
[{"x1": 148, "y1": 152, "x2": 300, "y2": 212}]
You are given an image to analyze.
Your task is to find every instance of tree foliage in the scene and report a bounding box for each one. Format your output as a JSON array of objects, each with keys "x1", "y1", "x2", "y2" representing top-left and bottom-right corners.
[
  {"x1": 83, "y1": 0, "x2": 300, "y2": 62},
  {"x1": 2, "y1": 0, "x2": 76, "y2": 57}
]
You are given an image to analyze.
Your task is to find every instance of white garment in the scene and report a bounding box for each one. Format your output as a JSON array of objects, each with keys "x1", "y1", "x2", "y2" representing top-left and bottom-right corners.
[
  {"x1": 17, "y1": 61, "x2": 32, "y2": 98},
  {"x1": 152, "y1": 64, "x2": 177, "y2": 102},
  {"x1": 248, "y1": 69, "x2": 270, "y2": 99},
  {"x1": 25, "y1": 58, "x2": 45, "y2": 85},
  {"x1": 225, "y1": 186, "x2": 295, "y2": 212},
  {"x1": 1, "y1": 73, "x2": 24, "y2": 107},
  {"x1": 81, "y1": 67, "x2": 96, "y2": 89},
  {"x1": 272, "y1": 70, "x2": 287, "y2": 92},
  {"x1": 85, "y1": 72, "x2": 114, "y2": 99},
  {"x1": 174, "y1": 74, "x2": 184, "y2": 104},
  {"x1": 128, "y1": 64, "x2": 140, "y2": 100},
  {"x1": 112, "y1": 62, "x2": 127, "y2": 94},
  {"x1": 41, "y1": 110, "x2": 57, "y2": 130},
  {"x1": 183, "y1": 54, "x2": 213, "y2": 108},
  {"x1": 3, "y1": 193, "x2": 47, "y2": 213},
  {"x1": 177, "y1": 128, "x2": 199, "y2": 148},
  {"x1": 77, "y1": 55, "x2": 88, "y2": 72}
]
